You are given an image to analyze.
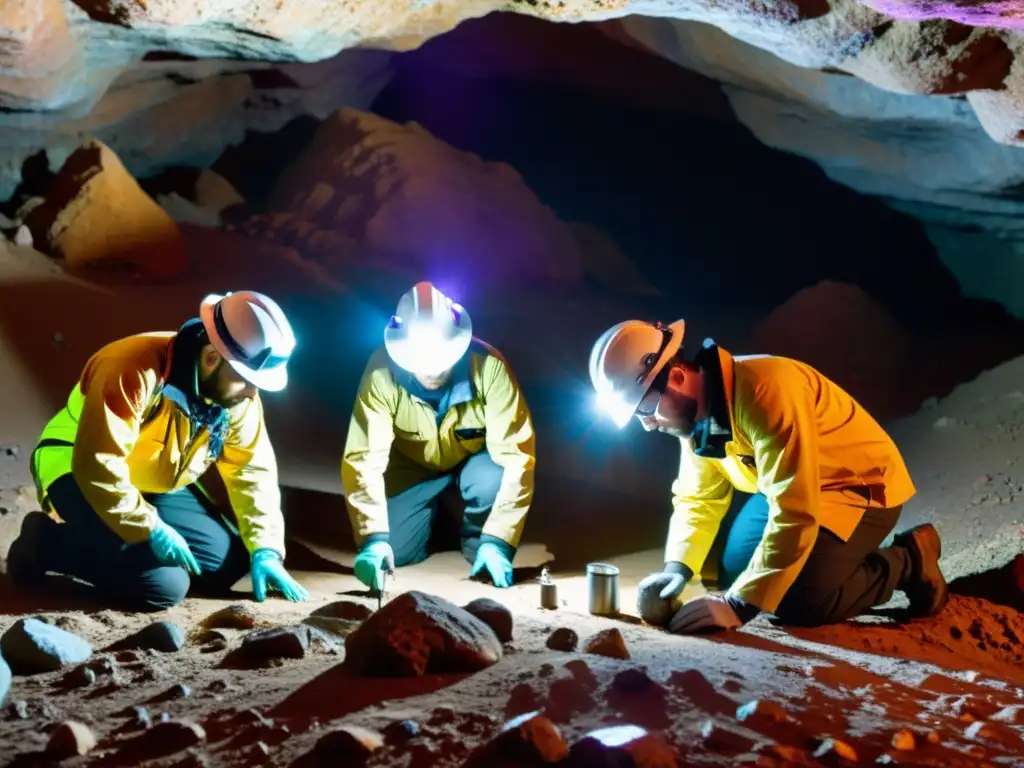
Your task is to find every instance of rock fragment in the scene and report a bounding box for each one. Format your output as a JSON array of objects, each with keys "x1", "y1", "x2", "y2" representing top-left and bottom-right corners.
[
  {"x1": 812, "y1": 737, "x2": 858, "y2": 763},
  {"x1": 240, "y1": 626, "x2": 310, "y2": 661},
  {"x1": 313, "y1": 724, "x2": 384, "y2": 759},
  {"x1": 546, "y1": 627, "x2": 578, "y2": 652},
  {"x1": 344, "y1": 591, "x2": 502, "y2": 677},
  {"x1": 1, "y1": 618, "x2": 93, "y2": 673},
  {"x1": 462, "y1": 597, "x2": 513, "y2": 642},
  {"x1": 582, "y1": 628, "x2": 630, "y2": 660},
  {"x1": 108, "y1": 621, "x2": 185, "y2": 653},
  {"x1": 383, "y1": 719, "x2": 420, "y2": 743},
  {"x1": 46, "y1": 721, "x2": 97, "y2": 758},
  {"x1": 564, "y1": 659, "x2": 599, "y2": 691},
  {"x1": 202, "y1": 604, "x2": 258, "y2": 630},
  {"x1": 139, "y1": 719, "x2": 206, "y2": 754},
  {"x1": 465, "y1": 710, "x2": 568, "y2": 766},
  {"x1": 891, "y1": 729, "x2": 915, "y2": 750},
  {"x1": 567, "y1": 724, "x2": 676, "y2": 767},
  {"x1": 700, "y1": 719, "x2": 753, "y2": 752},
  {"x1": 735, "y1": 699, "x2": 791, "y2": 727},
  {"x1": 311, "y1": 600, "x2": 372, "y2": 622}
]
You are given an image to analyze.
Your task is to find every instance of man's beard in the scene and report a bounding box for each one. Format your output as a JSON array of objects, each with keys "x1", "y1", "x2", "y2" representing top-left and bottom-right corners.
[
  {"x1": 657, "y1": 396, "x2": 699, "y2": 439},
  {"x1": 199, "y1": 361, "x2": 246, "y2": 409}
]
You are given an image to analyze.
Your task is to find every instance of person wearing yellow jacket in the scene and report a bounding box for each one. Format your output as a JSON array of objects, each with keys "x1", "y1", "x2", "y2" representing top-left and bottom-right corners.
[
  {"x1": 342, "y1": 282, "x2": 535, "y2": 591},
  {"x1": 589, "y1": 318, "x2": 948, "y2": 633},
  {"x1": 6, "y1": 291, "x2": 309, "y2": 611}
]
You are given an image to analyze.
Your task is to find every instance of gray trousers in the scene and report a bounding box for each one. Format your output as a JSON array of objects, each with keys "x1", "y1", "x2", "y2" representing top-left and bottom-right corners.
[{"x1": 714, "y1": 491, "x2": 911, "y2": 626}]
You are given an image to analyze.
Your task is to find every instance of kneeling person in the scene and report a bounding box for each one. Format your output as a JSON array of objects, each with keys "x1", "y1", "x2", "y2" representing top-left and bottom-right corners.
[
  {"x1": 342, "y1": 282, "x2": 535, "y2": 591},
  {"x1": 8, "y1": 291, "x2": 309, "y2": 611}
]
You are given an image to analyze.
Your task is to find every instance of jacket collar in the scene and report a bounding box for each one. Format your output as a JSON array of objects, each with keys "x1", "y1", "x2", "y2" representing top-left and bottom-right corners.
[
  {"x1": 392, "y1": 350, "x2": 476, "y2": 411},
  {"x1": 162, "y1": 319, "x2": 230, "y2": 454},
  {"x1": 691, "y1": 340, "x2": 735, "y2": 459}
]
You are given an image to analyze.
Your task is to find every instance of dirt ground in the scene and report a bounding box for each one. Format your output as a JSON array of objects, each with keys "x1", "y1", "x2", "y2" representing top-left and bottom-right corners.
[{"x1": 2, "y1": 229, "x2": 1024, "y2": 766}]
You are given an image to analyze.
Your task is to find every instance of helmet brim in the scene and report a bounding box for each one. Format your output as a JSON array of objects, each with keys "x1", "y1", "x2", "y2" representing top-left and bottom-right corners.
[
  {"x1": 200, "y1": 295, "x2": 290, "y2": 392},
  {"x1": 385, "y1": 325, "x2": 473, "y2": 376}
]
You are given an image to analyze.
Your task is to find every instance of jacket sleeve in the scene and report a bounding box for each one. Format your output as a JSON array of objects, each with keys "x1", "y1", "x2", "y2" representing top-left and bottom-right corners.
[
  {"x1": 480, "y1": 354, "x2": 535, "y2": 550},
  {"x1": 728, "y1": 372, "x2": 821, "y2": 613},
  {"x1": 71, "y1": 356, "x2": 160, "y2": 542},
  {"x1": 341, "y1": 365, "x2": 396, "y2": 546},
  {"x1": 216, "y1": 395, "x2": 286, "y2": 557},
  {"x1": 665, "y1": 440, "x2": 734, "y2": 573}
]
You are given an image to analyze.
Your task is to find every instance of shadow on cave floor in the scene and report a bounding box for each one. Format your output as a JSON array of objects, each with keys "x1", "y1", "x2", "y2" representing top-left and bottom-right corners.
[{"x1": 949, "y1": 559, "x2": 1024, "y2": 613}]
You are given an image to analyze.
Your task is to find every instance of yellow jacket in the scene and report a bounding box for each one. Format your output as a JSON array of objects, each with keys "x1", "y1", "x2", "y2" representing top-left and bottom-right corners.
[
  {"x1": 667, "y1": 346, "x2": 915, "y2": 613},
  {"x1": 342, "y1": 341, "x2": 535, "y2": 549},
  {"x1": 32, "y1": 331, "x2": 286, "y2": 556}
]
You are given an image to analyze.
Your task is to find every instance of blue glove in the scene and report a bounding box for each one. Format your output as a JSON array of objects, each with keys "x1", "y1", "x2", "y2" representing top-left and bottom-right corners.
[
  {"x1": 353, "y1": 541, "x2": 395, "y2": 591},
  {"x1": 470, "y1": 542, "x2": 513, "y2": 588},
  {"x1": 149, "y1": 520, "x2": 201, "y2": 576},
  {"x1": 250, "y1": 549, "x2": 309, "y2": 602}
]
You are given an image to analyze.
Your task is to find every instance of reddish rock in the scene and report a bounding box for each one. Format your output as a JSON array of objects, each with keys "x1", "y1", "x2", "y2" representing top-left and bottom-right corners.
[
  {"x1": 344, "y1": 591, "x2": 502, "y2": 677},
  {"x1": 465, "y1": 710, "x2": 568, "y2": 766},
  {"x1": 202, "y1": 605, "x2": 258, "y2": 630},
  {"x1": 139, "y1": 720, "x2": 206, "y2": 754},
  {"x1": 567, "y1": 724, "x2": 677, "y2": 767},
  {"x1": 545, "y1": 676, "x2": 597, "y2": 723},
  {"x1": 564, "y1": 659, "x2": 598, "y2": 692},
  {"x1": 546, "y1": 627, "x2": 578, "y2": 652},
  {"x1": 735, "y1": 699, "x2": 791, "y2": 727},
  {"x1": 812, "y1": 737, "x2": 858, "y2": 763},
  {"x1": 700, "y1": 719, "x2": 754, "y2": 752},
  {"x1": 583, "y1": 628, "x2": 630, "y2": 660},
  {"x1": 46, "y1": 721, "x2": 97, "y2": 758},
  {"x1": 313, "y1": 724, "x2": 384, "y2": 759}
]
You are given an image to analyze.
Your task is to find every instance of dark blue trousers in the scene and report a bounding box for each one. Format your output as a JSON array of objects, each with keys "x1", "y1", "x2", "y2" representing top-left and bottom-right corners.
[
  {"x1": 385, "y1": 450, "x2": 505, "y2": 567},
  {"x1": 714, "y1": 491, "x2": 909, "y2": 626},
  {"x1": 43, "y1": 473, "x2": 250, "y2": 611}
]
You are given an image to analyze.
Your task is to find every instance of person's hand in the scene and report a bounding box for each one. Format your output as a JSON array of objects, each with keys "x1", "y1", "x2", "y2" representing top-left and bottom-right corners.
[
  {"x1": 637, "y1": 570, "x2": 689, "y2": 625},
  {"x1": 149, "y1": 520, "x2": 202, "y2": 576},
  {"x1": 353, "y1": 541, "x2": 395, "y2": 591},
  {"x1": 669, "y1": 594, "x2": 757, "y2": 634},
  {"x1": 470, "y1": 542, "x2": 514, "y2": 588},
  {"x1": 250, "y1": 549, "x2": 309, "y2": 602}
]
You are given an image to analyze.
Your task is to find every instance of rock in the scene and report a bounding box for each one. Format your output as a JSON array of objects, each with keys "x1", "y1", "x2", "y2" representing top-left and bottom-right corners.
[
  {"x1": 546, "y1": 677, "x2": 597, "y2": 722},
  {"x1": 150, "y1": 683, "x2": 191, "y2": 702},
  {"x1": 311, "y1": 600, "x2": 372, "y2": 622},
  {"x1": 12, "y1": 225, "x2": 32, "y2": 247},
  {"x1": 193, "y1": 170, "x2": 245, "y2": 213},
  {"x1": 87, "y1": 656, "x2": 117, "y2": 676},
  {"x1": 462, "y1": 598, "x2": 513, "y2": 643},
  {"x1": 303, "y1": 615, "x2": 362, "y2": 640},
  {"x1": 546, "y1": 628, "x2": 578, "y2": 652},
  {"x1": 9, "y1": 700, "x2": 29, "y2": 720},
  {"x1": 344, "y1": 590, "x2": 503, "y2": 677},
  {"x1": 636, "y1": 573, "x2": 682, "y2": 626},
  {"x1": 964, "y1": 720, "x2": 1021, "y2": 746},
  {"x1": 313, "y1": 724, "x2": 384, "y2": 759},
  {"x1": 567, "y1": 724, "x2": 676, "y2": 768},
  {"x1": 813, "y1": 737, "x2": 858, "y2": 763},
  {"x1": 583, "y1": 628, "x2": 630, "y2": 660},
  {"x1": 202, "y1": 604, "x2": 258, "y2": 630},
  {"x1": 129, "y1": 706, "x2": 152, "y2": 730},
  {"x1": 611, "y1": 668, "x2": 656, "y2": 694},
  {"x1": 24, "y1": 140, "x2": 188, "y2": 280},
  {"x1": 465, "y1": 711, "x2": 568, "y2": 766},
  {"x1": 507, "y1": 683, "x2": 543, "y2": 718},
  {"x1": 383, "y1": 719, "x2": 420, "y2": 743},
  {"x1": 735, "y1": 699, "x2": 791, "y2": 727},
  {"x1": 992, "y1": 704, "x2": 1024, "y2": 724},
  {"x1": 0, "y1": 654, "x2": 9, "y2": 708},
  {"x1": 700, "y1": 719, "x2": 754, "y2": 752},
  {"x1": 270, "y1": 108, "x2": 583, "y2": 287},
  {"x1": 46, "y1": 721, "x2": 97, "y2": 758},
  {"x1": 891, "y1": 729, "x2": 916, "y2": 750},
  {"x1": 240, "y1": 626, "x2": 310, "y2": 661},
  {"x1": 140, "y1": 720, "x2": 206, "y2": 754},
  {"x1": 108, "y1": 621, "x2": 186, "y2": 654},
  {"x1": 0, "y1": 618, "x2": 93, "y2": 674},
  {"x1": 564, "y1": 660, "x2": 599, "y2": 692},
  {"x1": 65, "y1": 665, "x2": 96, "y2": 688}
]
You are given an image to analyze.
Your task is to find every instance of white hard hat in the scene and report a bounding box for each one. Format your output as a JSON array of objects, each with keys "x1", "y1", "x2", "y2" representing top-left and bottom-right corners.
[
  {"x1": 384, "y1": 281, "x2": 472, "y2": 376},
  {"x1": 199, "y1": 291, "x2": 296, "y2": 392},
  {"x1": 589, "y1": 319, "x2": 685, "y2": 428}
]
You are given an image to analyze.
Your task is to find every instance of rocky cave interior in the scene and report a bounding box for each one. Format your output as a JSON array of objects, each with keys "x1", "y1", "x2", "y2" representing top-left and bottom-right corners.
[{"x1": 4, "y1": 2, "x2": 1024, "y2": 766}]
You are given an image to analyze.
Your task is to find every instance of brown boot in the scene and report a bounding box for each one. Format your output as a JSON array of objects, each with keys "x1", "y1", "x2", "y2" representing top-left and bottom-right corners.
[{"x1": 894, "y1": 523, "x2": 948, "y2": 618}]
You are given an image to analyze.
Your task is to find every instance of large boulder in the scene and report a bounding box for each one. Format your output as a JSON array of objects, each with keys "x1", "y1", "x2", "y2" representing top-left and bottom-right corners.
[
  {"x1": 268, "y1": 108, "x2": 583, "y2": 286},
  {"x1": 344, "y1": 590, "x2": 503, "y2": 677},
  {"x1": 25, "y1": 140, "x2": 188, "y2": 280}
]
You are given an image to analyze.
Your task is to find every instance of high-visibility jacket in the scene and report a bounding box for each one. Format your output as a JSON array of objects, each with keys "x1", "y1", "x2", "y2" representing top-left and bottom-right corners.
[
  {"x1": 32, "y1": 331, "x2": 286, "y2": 556},
  {"x1": 667, "y1": 346, "x2": 915, "y2": 613},
  {"x1": 342, "y1": 341, "x2": 535, "y2": 549}
]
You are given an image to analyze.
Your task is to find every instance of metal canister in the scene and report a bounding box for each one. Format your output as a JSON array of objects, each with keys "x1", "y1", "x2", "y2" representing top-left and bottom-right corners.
[
  {"x1": 586, "y1": 562, "x2": 620, "y2": 616},
  {"x1": 539, "y1": 567, "x2": 558, "y2": 610}
]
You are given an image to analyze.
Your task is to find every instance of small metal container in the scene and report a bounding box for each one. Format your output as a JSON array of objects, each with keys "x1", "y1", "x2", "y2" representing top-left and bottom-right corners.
[
  {"x1": 539, "y1": 567, "x2": 558, "y2": 610},
  {"x1": 586, "y1": 562, "x2": 620, "y2": 616}
]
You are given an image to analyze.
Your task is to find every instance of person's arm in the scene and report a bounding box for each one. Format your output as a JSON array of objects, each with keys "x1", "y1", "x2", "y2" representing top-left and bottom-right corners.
[
  {"x1": 215, "y1": 395, "x2": 285, "y2": 557},
  {"x1": 665, "y1": 442, "x2": 734, "y2": 576},
  {"x1": 341, "y1": 366, "x2": 397, "y2": 547},
  {"x1": 479, "y1": 354, "x2": 535, "y2": 553},
  {"x1": 71, "y1": 357, "x2": 160, "y2": 541},
  {"x1": 727, "y1": 371, "x2": 821, "y2": 614}
]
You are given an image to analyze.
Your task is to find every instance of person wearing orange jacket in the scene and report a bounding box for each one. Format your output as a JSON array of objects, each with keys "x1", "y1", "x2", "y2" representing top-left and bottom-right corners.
[
  {"x1": 589, "y1": 318, "x2": 948, "y2": 633},
  {"x1": 7, "y1": 291, "x2": 309, "y2": 611}
]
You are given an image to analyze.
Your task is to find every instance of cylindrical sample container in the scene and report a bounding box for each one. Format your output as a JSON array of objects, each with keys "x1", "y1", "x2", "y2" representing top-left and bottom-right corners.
[
  {"x1": 586, "y1": 562, "x2": 620, "y2": 616},
  {"x1": 539, "y1": 567, "x2": 558, "y2": 609}
]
